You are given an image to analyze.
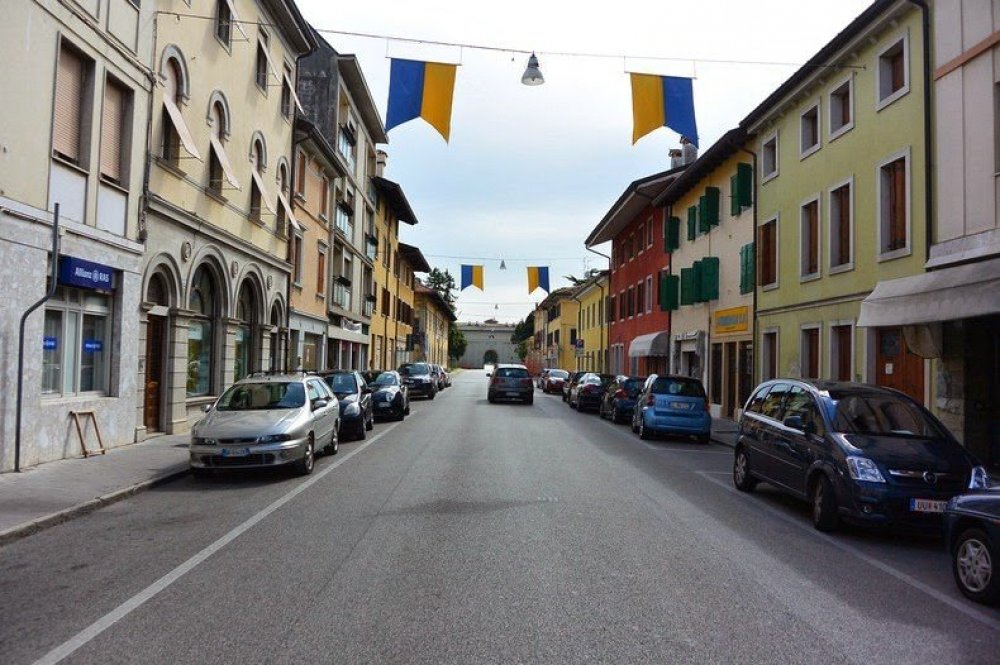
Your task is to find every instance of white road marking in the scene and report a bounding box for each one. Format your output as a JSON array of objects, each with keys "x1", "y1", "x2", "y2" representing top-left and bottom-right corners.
[
  {"x1": 696, "y1": 470, "x2": 1000, "y2": 632},
  {"x1": 31, "y1": 420, "x2": 407, "y2": 665}
]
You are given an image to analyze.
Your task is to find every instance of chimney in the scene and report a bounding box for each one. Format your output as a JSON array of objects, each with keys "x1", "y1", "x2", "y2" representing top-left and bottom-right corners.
[
  {"x1": 376, "y1": 149, "x2": 388, "y2": 176},
  {"x1": 669, "y1": 148, "x2": 684, "y2": 169},
  {"x1": 680, "y1": 136, "x2": 698, "y2": 164}
]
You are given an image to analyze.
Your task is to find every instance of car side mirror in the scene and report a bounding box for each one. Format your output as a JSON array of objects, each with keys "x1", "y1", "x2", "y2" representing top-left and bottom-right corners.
[
  {"x1": 783, "y1": 415, "x2": 805, "y2": 432},
  {"x1": 312, "y1": 398, "x2": 329, "y2": 410},
  {"x1": 486, "y1": 373, "x2": 491, "y2": 377},
  {"x1": 362, "y1": 386, "x2": 372, "y2": 394},
  {"x1": 202, "y1": 404, "x2": 213, "y2": 413}
]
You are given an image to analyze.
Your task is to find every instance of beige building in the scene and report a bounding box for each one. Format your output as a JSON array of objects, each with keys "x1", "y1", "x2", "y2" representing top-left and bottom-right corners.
[
  {"x1": 138, "y1": 0, "x2": 315, "y2": 434},
  {"x1": 0, "y1": 0, "x2": 155, "y2": 470},
  {"x1": 414, "y1": 283, "x2": 457, "y2": 365},
  {"x1": 536, "y1": 288, "x2": 579, "y2": 371},
  {"x1": 652, "y1": 129, "x2": 756, "y2": 419}
]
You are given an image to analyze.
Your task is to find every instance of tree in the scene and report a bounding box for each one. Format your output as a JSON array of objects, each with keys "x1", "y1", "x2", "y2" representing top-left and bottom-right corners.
[
  {"x1": 425, "y1": 268, "x2": 457, "y2": 306},
  {"x1": 516, "y1": 339, "x2": 529, "y2": 361},
  {"x1": 448, "y1": 323, "x2": 467, "y2": 362},
  {"x1": 510, "y1": 311, "x2": 534, "y2": 344}
]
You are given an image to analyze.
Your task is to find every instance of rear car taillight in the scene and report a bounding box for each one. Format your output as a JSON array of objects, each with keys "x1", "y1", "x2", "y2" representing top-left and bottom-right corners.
[
  {"x1": 704, "y1": 398, "x2": 710, "y2": 412},
  {"x1": 615, "y1": 389, "x2": 626, "y2": 399},
  {"x1": 491, "y1": 376, "x2": 499, "y2": 385},
  {"x1": 521, "y1": 378, "x2": 533, "y2": 386},
  {"x1": 646, "y1": 394, "x2": 655, "y2": 407}
]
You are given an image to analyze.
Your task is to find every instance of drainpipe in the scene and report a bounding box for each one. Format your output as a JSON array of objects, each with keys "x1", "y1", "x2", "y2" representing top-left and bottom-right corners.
[
  {"x1": 586, "y1": 246, "x2": 611, "y2": 373},
  {"x1": 727, "y1": 135, "x2": 759, "y2": 384},
  {"x1": 15, "y1": 205, "x2": 61, "y2": 472},
  {"x1": 905, "y1": 0, "x2": 933, "y2": 264},
  {"x1": 288, "y1": 130, "x2": 310, "y2": 372}
]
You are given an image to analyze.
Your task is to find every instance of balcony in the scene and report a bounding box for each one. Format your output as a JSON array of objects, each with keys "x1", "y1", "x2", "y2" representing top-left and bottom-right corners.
[{"x1": 333, "y1": 282, "x2": 352, "y2": 311}]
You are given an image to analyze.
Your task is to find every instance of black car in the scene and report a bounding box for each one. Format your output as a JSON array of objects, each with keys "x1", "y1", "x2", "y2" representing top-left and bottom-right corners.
[
  {"x1": 399, "y1": 362, "x2": 438, "y2": 399},
  {"x1": 733, "y1": 379, "x2": 989, "y2": 533},
  {"x1": 945, "y1": 490, "x2": 1000, "y2": 606},
  {"x1": 370, "y1": 371, "x2": 410, "y2": 421},
  {"x1": 487, "y1": 364, "x2": 533, "y2": 405},
  {"x1": 321, "y1": 370, "x2": 374, "y2": 440},
  {"x1": 599, "y1": 375, "x2": 645, "y2": 424},
  {"x1": 562, "y1": 371, "x2": 586, "y2": 403},
  {"x1": 570, "y1": 373, "x2": 615, "y2": 412}
]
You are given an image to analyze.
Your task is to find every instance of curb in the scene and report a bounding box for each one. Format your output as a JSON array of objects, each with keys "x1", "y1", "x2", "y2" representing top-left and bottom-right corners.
[
  {"x1": 711, "y1": 434, "x2": 738, "y2": 449},
  {"x1": 0, "y1": 467, "x2": 190, "y2": 547}
]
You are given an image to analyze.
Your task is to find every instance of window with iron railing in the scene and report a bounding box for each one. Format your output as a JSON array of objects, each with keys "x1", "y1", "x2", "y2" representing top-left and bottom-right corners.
[
  {"x1": 333, "y1": 281, "x2": 351, "y2": 311},
  {"x1": 338, "y1": 126, "x2": 356, "y2": 172},
  {"x1": 335, "y1": 203, "x2": 353, "y2": 238}
]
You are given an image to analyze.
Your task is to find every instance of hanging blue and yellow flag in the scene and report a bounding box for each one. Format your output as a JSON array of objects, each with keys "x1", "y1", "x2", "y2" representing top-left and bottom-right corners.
[
  {"x1": 630, "y1": 74, "x2": 698, "y2": 146},
  {"x1": 526, "y1": 266, "x2": 550, "y2": 294},
  {"x1": 385, "y1": 58, "x2": 457, "y2": 142},
  {"x1": 460, "y1": 264, "x2": 484, "y2": 291}
]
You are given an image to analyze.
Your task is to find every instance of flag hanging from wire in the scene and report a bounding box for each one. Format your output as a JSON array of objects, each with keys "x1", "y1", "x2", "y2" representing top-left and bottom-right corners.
[
  {"x1": 630, "y1": 74, "x2": 698, "y2": 146},
  {"x1": 460, "y1": 264, "x2": 484, "y2": 291},
  {"x1": 385, "y1": 58, "x2": 457, "y2": 142},
  {"x1": 526, "y1": 266, "x2": 550, "y2": 294}
]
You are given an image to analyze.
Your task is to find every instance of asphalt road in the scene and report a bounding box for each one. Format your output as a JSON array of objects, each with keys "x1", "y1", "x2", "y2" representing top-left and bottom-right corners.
[{"x1": 1, "y1": 370, "x2": 998, "y2": 664}]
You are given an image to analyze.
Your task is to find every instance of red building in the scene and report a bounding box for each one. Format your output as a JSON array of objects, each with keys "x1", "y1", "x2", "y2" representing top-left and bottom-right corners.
[{"x1": 585, "y1": 167, "x2": 686, "y2": 376}]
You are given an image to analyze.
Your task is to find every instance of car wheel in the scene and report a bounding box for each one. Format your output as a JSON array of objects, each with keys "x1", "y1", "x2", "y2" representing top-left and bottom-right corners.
[
  {"x1": 327, "y1": 426, "x2": 340, "y2": 454},
  {"x1": 354, "y1": 419, "x2": 366, "y2": 441},
  {"x1": 404, "y1": 402, "x2": 410, "y2": 415},
  {"x1": 295, "y1": 437, "x2": 315, "y2": 476},
  {"x1": 639, "y1": 419, "x2": 651, "y2": 440},
  {"x1": 488, "y1": 395, "x2": 496, "y2": 404},
  {"x1": 697, "y1": 433, "x2": 711, "y2": 444},
  {"x1": 191, "y1": 467, "x2": 213, "y2": 479},
  {"x1": 811, "y1": 475, "x2": 839, "y2": 532},
  {"x1": 953, "y1": 528, "x2": 999, "y2": 606},
  {"x1": 525, "y1": 396, "x2": 533, "y2": 405},
  {"x1": 631, "y1": 416, "x2": 639, "y2": 433},
  {"x1": 365, "y1": 411, "x2": 374, "y2": 431},
  {"x1": 733, "y1": 447, "x2": 757, "y2": 492},
  {"x1": 428, "y1": 389, "x2": 437, "y2": 400}
]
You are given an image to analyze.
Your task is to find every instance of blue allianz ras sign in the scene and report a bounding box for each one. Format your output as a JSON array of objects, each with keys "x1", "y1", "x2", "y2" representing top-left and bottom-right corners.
[{"x1": 58, "y1": 256, "x2": 115, "y2": 290}]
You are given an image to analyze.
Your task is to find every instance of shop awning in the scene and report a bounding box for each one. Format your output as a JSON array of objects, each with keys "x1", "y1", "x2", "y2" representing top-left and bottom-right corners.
[
  {"x1": 857, "y1": 257, "x2": 1000, "y2": 327},
  {"x1": 628, "y1": 331, "x2": 671, "y2": 357}
]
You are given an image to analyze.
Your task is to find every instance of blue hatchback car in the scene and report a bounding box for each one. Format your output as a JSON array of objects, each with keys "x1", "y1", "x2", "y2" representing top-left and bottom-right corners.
[{"x1": 631, "y1": 374, "x2": 711, "y2": 443}]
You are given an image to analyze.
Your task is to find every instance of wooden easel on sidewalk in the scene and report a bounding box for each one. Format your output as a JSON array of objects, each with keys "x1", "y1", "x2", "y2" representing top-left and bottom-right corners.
[{"x1": 70, "y1": 410, "x2": 106, "y2": 457}]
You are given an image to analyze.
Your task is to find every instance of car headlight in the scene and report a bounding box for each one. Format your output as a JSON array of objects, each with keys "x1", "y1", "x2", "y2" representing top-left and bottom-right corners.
[
  {"x1": 846, "y1": 456, "x2": 886, "y2": 483},
  {"x1": 258, "y1": 433, "x2": 293, "y2": 443},
  {"x1": 191, "y1": 436, "x2": 216, "y2": 446},
  {"x1": 343, "y1": 402, "x2": 360, "y2": 416},
  {"x1": 969, "y1": 465, "x2": 990, "y2": 490}
]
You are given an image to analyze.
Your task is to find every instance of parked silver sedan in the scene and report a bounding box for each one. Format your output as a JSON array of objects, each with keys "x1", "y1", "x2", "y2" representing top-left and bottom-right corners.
[{"x1": 189, "y1": 373, "x2": 340, "y2": 477}]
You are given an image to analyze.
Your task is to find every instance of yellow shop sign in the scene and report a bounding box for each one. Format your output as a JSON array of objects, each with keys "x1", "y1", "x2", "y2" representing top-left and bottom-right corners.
[{"x1": 714, "y1": 306, "x2": 749, "y2": 334}]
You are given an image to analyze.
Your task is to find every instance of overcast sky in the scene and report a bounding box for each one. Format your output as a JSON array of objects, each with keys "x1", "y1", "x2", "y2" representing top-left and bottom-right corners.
[{"x1": 296, "y1": 0, "x2": 874, "y2": 324}]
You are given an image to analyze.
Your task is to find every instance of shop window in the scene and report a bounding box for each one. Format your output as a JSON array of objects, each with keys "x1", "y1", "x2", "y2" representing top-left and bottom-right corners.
[
  {"x1": 187, "y1": 266, "x2": 218, "y2": 397},
  {"x1": 43, "y1": 287, "x2": 112, "y2": 396},
  {"x1": 710, "y1": 343, "x2": 723, "y2": 404}
]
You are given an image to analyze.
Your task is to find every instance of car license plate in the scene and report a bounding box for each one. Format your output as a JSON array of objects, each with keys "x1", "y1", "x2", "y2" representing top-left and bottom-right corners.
[
  {"x1": 376, "y1": 403, "x2": 390, "y2": 409},
  {"x1": 671, "y1": 402, "x2": 692, "y2": 410},
  {"x1": 221, "y1": 447, "x2": 250, "y2": 458},
  {"x1": 506, "y1": 391, "x2": 520, "y2": 397},
  {"x1": 910, "y1": 498, "x2": 947, "y2": 513}
]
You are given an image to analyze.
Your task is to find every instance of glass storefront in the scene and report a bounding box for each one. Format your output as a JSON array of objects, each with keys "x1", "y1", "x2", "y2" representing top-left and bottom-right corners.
[{"x1": 42, "y1": 287, "x2": 111, "y2": 396}]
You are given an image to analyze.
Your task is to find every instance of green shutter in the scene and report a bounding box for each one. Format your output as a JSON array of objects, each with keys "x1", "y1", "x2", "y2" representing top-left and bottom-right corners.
[
  {"x1": 730, "y1": 174, "x2": 740, "y2": 217},
  {"x1": 698, "y1": 195, "x2": 710, "y2": 234},
  {"x1": 680, "y1": 267, "x2": 694, "y2": 305},
  {"x1": 691, "y1": 260, "x2": 704, "y2": 302},
  {"x1": 740, "y1": 242, "x2": 755, "y2": 295},
  {"x1": 704, "y1": 187, "x2": 720, "y2": 227},
  {"x1": 736, "y1": 162, "x2": 753, "y2": 208},
  {"x1": 687, "y1": 206, "x2": 697, "y2": 241},
  {"x1": 701, "y1": 256, "x2": 720, "y2": 301},
  {"x1": 659, "y1": 272, "x2": 679, "y2": 311},
  {"x1": 665, "y1": 216, "x2": 681, "y2": 252}
]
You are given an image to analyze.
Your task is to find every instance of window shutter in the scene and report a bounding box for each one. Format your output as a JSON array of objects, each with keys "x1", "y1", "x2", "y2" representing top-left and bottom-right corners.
[
  {"x1": 687, "y1": 206, "x2": 697, "y2": 241},
  {"x1": 737, "y1": 163, "x2": 753, "y2": 207},
  {"x1": 701, "y1": 256, "x2": 720, "y2": 301},
  {"x1": 698, "y1": 195, "x2": 710, "y2": 234},
  {"x1": 730, "y1": 175, "x2": 740, "y2": 217},
  {"x1": 54, "y1": 46, "x2": 85, "y2": 163},
  {"x1": 660, "y1": 272, "x2": 679, "y2": 311},
  {"x1": 691, "y1": 260, "x2": 704, "y2": 302},
  {"x1": 680, "y1": 267, "x2": 694, "y2": 306},
  {"x1": 704, "y1": 187, "x2": 720, "y2": 227},
  {"x1": 745, "y1": 243, "x2": 755, "y2": 294},
  {"x1": 665, "y1": 216, "x2": 681, "y2": 252},
  {"x1": 100, "y1": 79, "x2": 125, "y2": 183}
]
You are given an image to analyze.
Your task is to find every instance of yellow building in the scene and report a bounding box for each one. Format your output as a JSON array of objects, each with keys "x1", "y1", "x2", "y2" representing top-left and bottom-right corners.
[
  {"x1": 572, "y1": 271, "x2": 609, "y2": 372},
  {"x1": 414, "y1": 284, "x2": 457, "y2": 365},
  {"x1": 742, "y1": 1, "x2": 928, "y2": 405},
  {"x1": 537, "y1": 288, "x2": 579, "y2": 372},
  {"x1": 140, "y1": 0, "x2": 315, "y2": 432},
  {"x1": 368, "y1": 175, "x2": 427, "y2": 370},
  {"x1": 652, "y1": 129, "x2": 756, "y2": 419}
]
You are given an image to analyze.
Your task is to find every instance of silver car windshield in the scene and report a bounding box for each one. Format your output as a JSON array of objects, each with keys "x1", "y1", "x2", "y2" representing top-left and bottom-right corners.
[
  {"x1": 373, "y1": 373, "x2": 398, "y2": 387},
  {"x1": 216, "y1": 382, "x2": 306, "y2": 411},
  {"x1": 326, "y1": 374, "x2": 358, "y2": 394}
]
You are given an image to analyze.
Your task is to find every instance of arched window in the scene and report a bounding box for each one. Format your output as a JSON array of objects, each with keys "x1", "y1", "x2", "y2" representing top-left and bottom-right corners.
[
  {"x1": 208, "y1": 100, "x2": 238, "y2": 195},
  {"x1": 269, "y1": 302, "x2": 282, "y2": 371},
  {"x1": 234, "y1": 280, "x2": 258, "y2": 381},
  {"x1": 161, "y1": 57, "x2": 200, "y2": 164},
  {"x1": 147, "y1": 272, "x2": 169, "y2": 307},
  {"x1": 249, "y1": 138, "x2": 275, "y2": 223},
  {"x1": 187, "y1": 265, "x2": 218, "y2": 397}
]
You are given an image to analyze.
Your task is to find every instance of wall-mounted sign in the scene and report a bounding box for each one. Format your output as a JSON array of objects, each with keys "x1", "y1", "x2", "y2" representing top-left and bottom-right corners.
[
  {"x1": 714, "y1": 306, "x2": 749, "y2": 334},
  {"x1": 58, "y1": 256, "x2": 115, "y2": 291},
  {"x1": 43, "y1": 337, "x2": 58, "y2": 350}
]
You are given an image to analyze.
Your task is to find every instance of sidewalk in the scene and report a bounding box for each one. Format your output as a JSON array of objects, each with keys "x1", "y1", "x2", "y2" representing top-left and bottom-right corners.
[
  {"x1": 0, "y1": 433, "x2": 191, "y2": 546},
  {"x1": 711, "y1": 416, "x2": 739, "y2": 448}
]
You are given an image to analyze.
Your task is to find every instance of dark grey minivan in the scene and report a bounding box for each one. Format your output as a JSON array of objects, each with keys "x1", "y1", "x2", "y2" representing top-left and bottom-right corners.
[{"x1": 733, "y1": 379, "x2": 989, "y2": 532}]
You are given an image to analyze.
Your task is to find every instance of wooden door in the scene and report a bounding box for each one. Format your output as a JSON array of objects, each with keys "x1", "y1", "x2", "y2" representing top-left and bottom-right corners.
[
  {"x1": 144, "y1": 316, "x2": 164, "y2": 432},
  {"x1": 725, "y1": 341, "x2": 737, "y2": 418},
  {"x1": 875, "y1": 327, "x2": 924, "y2": 403}
]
